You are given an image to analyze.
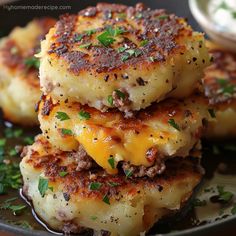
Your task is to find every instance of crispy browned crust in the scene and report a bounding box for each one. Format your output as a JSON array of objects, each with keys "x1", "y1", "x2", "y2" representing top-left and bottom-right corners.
[
  {"x1": 24, "y1": 136, "x2": 202, "y2": 200},
  {"x1": 47, "y1": 3, "x2": 194, "y2": 75},
  {"x1": 203, "y1": 43, "x2": 236, "y2": 107}
]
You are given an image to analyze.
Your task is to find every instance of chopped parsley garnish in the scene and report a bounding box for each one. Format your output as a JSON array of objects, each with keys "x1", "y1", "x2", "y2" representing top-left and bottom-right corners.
[
  {"x1": 24, "y1": 57, "x2": 40, "y2": 69},
  {"x1": 157, "y1": 15, "x2": 169, "y2": 20},
  {"x1": 9, "y1": 148, "x2": 17, "y2": 156},
  {"x1": 0, "y1": 198, "x2": 26, "y2": 215},
  {"x1": 217, "y1": 185, "x2": 234, "y2": 203},
  {"x1": 117, "y1": 46, "x2": 127, "y2": 53},
  {"x1": 86, "y1": 29, "x2": 96, "y2": 36},
  {"x1": 102, "y1": 194, "x2": 110, "y2": 205},
  {"x1": 121, "y1": 54, "x2": 130, "y2": 62},
  {"x1": 124, "y1": 169, "x2": 133, "y2": 178},
  {"x1": 75, "y1": 34, "x2": 83, "y2": 41},
  {"x1": 140, "y1": 39, "x2": 148, "y2": 47},
  {"x1": 4, "y1": 128, "x2": 23, "y2": 138},
  {"x1": 97, "y1": 31, "x2": 116, "y2": 47},
  {"x1": 108, "y1": 155, "x2": 115, "y2": 169},
  {"x1": 108, "y1": 182, "x2": 120, "y2": 187},
  {"x1": 38, "y1": 177, "x2": 53, "y2": 198},
  {"x1": 89, "y1": 182, "x2": 102, "y2": 190},
  {"x1": 79, "y1": 43, "x2": 92, "y2": 49},
  {"x1": 149, "y1": 57, "x2": 155, "y2": 62},
  {"x1": 97, "y1": 26, "x2": 126, "y2": 47},
  {"x1": 59, "y1": 171, "x2": 68, "y2": 177},
  {"x1": 117, "y1": 13, "x2": 126, "y2": 19},
  {"x1": 115, "y1": 89, "x2": 125, "y2": 99},
  {"x1": 78, "y1": 110, "x2": 91, "y2": 120},
  {"x1": 90, "y1": 216, "x2": 98, "y2": 220},
  {"x1": 56, "y1": 112, "x2": 70, "y2": 121},
  {"x1": 135, "y1": 13, "x2": 143, "y2": 19},
  {"x1": 193, "y1": 198, "x2": 207, "y2": 207},
  {"x1": 0, "y1": 161, "x2": 22, "y2": 195},
  {"x1": 23, "y1": 136, "x2": 34, "y2": 145},
  {"x1": 231, "y1": 204, "x2": 236, "y2": 215},
  {"x1": 107, "y1": 95, "x2": 113, "y2": 106},
  {"x1": 121, "y1": 48, "x2": 142, "y2": 61},
  {"x1": 168, "y1": 119, "x2": 180, "y2": 131},
  {"x1": 61, "y1": 128, "x2": 73, "y2": 136},
  {"x1": 0, "y1": 138, "x2": 6, "y2": 146},
  {"x1": 217, "y1": 79, "x2": 236, "y2": 95},
  {"x1": 208, "y1": 109, "x2": 216, "y2": 118}
]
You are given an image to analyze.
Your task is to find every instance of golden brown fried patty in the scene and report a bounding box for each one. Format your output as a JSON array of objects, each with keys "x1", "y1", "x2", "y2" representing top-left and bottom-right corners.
[
  {"x1": 0, "y1": 18, "x2": 56, "y2": 125},
  {"x1": 37, "y1": 94, "x2": 209, "y2": 175},
  {"x1": 39, "y1": 3, "x2": 210, "y2": 112},
  {"x1": 203, "y1": 41, "x2": 236, "y2": 137},
  {"x1": 20, "y1": 135, "x2": 202, "y2": 236}
]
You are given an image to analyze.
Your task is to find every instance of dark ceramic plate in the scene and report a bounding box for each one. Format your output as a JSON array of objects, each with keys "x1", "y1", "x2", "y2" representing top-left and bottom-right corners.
[{"x1": 0, "y1": 0, "x2": 236, "y2": 235}]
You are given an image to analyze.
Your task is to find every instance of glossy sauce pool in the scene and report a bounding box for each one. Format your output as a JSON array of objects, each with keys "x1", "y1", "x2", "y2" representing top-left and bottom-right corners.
[{"x1": 0, "y1": 119, "x2": 236, "y2": 235}]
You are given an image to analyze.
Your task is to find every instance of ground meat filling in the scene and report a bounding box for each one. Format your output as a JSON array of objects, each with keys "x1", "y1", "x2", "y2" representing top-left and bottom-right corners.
[
  {"x1": 73, "y1": 145, "x2": 166, "y2": 178},
  {"x1": 121, "y1": 159, "x2": 166, "y2": 178},
  {"x1": 68, "y1": 145, "x2": 95, "y2": 171}
]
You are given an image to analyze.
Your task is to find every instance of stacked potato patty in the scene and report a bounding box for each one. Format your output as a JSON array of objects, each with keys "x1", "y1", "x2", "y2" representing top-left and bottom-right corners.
[
  {"x1": 0, "y1": 18, "x2": 56, "y2": 125},
  {"x1": 20, "y1": 3, "x2": 211, "y2": 235},
  {"x1": 203, "y1": 41, "x2": 236, "y2": 138}
]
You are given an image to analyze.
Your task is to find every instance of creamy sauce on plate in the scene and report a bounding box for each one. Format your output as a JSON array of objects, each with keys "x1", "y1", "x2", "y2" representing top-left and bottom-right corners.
[{"x1": 208, "y1": 0, "x2": 236, "y2": 35}]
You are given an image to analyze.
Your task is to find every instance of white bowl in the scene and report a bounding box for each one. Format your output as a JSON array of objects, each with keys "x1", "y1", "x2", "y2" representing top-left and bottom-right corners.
[{"x1": 189, "y1": 0, "x2": 236, "y2": 52}]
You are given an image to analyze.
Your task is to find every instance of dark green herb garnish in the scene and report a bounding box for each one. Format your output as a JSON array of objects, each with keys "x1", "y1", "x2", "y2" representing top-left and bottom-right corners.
[
  {"x1": 59, "y1": 171, "x2": 68, "y2": 177},
  {"x1": 107, "y1": 95, "x2": 113, "y2": 106},
  {"x1": 24, "y1": 57, "x2": 40, "y2": 69},
  {"x1": 0, "y1": 138, "x2": 6, "y2": 146},
  {"x1": 117, "y1": 13, "x2": 126, "y2": 19},
  {"x1": 193, "y1": 198, "x2": 207, "y2": 207},
  {"x1": 102, "y1": 194, "x2": 110, "y2": 205},
  {"x1": 168, "y1": 119, "x2": 180, "y2": 131},
  {"x1": 108, "y1": 155, "x2": 115, "y2": 169},
  {"x1": 135, "y1": 13, "x2": 143, "y2": 19},
  {"x1": 231, "y1": 204, "x2": 236, "y2": 215},
  {"x1": 208, "y1": 109, "x2": 216, "y2": 118},
  {"x1": 23, "y1": 136, "x2": 34, "y2": 145},
  {"x1": 89, "y1": 182, "x2": 102, "y2": 190},
  {"x1": 115, "y1": 89, "x2": 125, "y2": 99},
  {"x1": 0, "y1": 198, "x2": 26, "y2": 215},
  {"x1": 38, "y1": 177, "x2": 53, "y2": 197},
  {"x1": 140, "y1": 39, "x2": 148, "y2": 47},
  {"x1": 157, "y1": 15, "x2": 169, "y2": 20},
  {"x1": 149, "y1": 57, "x2": 155, "y2": 62},
  {"x1": 121, "y1": 54, "x2": 130, "y2": 62},
  {"x1": 117, "y1": 46, "x2": 127, "y2": 53},
  {"x1": 75, "y1": 34, "x2": 83, "y2": 41},
  {"x1": 4, "y1": 128, "x2": 23, "y2": 138},
  {"x1": 217, "y1": 79, "x2": 236, "y2": 95},
  {"x1": 90, "y1": 216, "x2": 98, "y2": 220},
  {"x1": 86, "y1": 29, "x2": 96, "y2": 36},
  {"x1": 78, "y1": 110, "x2": 91, "y2": 120},
  {"x1": 97, "y1": 31, "x2": 116, "y2": 47},
  {"x1": 79, "y1": 43, "x2": 92, "y2": 49},
  {"x1": 61, "y1": 128, "x2": 73, "y2": 136},
  {"x1": 0, "y1": 161, "x2": 22, "y2": 195},
  {"x1": 217, "y1": 185, "x2": 234, "y2": 203},
  {"x1": 56, "y1": 112, "x2": 70, "y2": 121},
  {"x1": 108, "y1": 182, "x2": 120, "y2": 187},
  {"x1": 124, "y1": 169, "x2": 133, "y2": 178},
  {"x1": 9, "y1": 148, "x2": 17, "y2": 156}
]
